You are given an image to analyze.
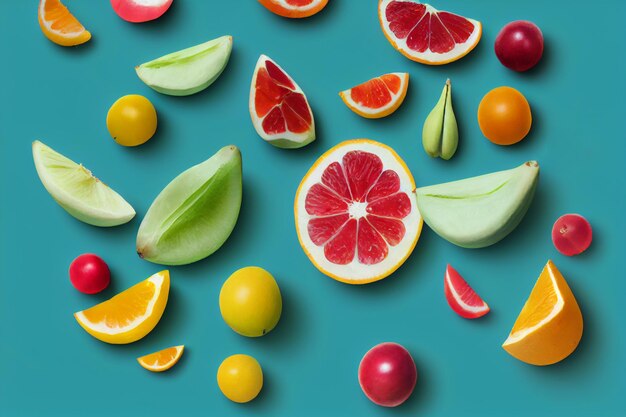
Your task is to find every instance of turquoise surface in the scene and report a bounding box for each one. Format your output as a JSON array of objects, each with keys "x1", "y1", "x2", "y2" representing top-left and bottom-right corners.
[{"x1": 1, "y1": 1, "x2": 625, "y2": 416}]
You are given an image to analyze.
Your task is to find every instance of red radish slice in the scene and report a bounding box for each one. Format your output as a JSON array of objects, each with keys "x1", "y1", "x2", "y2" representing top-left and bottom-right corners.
[
  {"x1": 444, "y1": 264, "x2": 489, "y2": 319},
  {"x1": 111, "y1": 0, "x2": 173, "y2": 23}
]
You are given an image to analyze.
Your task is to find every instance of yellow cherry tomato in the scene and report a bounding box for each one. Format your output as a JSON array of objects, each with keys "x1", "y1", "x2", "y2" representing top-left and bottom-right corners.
[
  {"x1": 217, "y1": 354, "x2": 263, "y2": 403},
  {"x1": 106, "y1": 94, "x2": 157, "y2": 147},
  {"x1": 219, "y1": 266, "x2": 282, "y2": 337},
  {"x1": 478, "y1": 86, "x2": 532, "y2": 145}
]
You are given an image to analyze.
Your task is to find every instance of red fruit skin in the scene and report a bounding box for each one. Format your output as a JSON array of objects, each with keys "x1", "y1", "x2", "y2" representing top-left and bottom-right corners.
[
  {"x1": 495, "y1": 21, "x2": 544, "y2": 72},
  {"x1": 444, "y1": 265, "x2": 490, "y2": 319},
  {"x1": 552, "y1": 214, "x2": 593, "y2": 256},
  {"x1": 110, "y1": 0, "x2": 173, "y2": 23},
  {"x1": 69, "y1": 254, "x2": 111, "y2": 294},
  {"x1": 358, "y1": 342, "x2": 417, "y2": 407}
]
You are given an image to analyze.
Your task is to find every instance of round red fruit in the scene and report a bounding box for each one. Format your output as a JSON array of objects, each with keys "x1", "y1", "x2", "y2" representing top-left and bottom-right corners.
[
  {"x1": 69, "y1": 254, "x2": 111, "y2": 294},
  {"x1": 358, "y1": 342, "x2": 417, "y2": 407},
  {"x1": 495, "y1": 21, "x2": 544, "y2": 72},
  {"x1": 552, "y1": 214, "x2": 592, "y2": 256}
]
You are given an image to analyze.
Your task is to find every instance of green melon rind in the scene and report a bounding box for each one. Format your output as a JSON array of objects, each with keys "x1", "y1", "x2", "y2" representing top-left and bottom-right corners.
[
  {"x1": 416, "y1": 161, "x2": 539, "y2": 248},
  {"x1": 136, "y1": 145, "x2": 242, "y2": 265},
  {"x1": 136, "y1": 35, "x2": 233, "y2": 96}
]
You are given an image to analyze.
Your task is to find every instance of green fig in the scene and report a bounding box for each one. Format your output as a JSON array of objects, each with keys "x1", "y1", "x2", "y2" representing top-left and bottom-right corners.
[
  {"x1": 422, "y1": 79, "x2": 458, "y2": 160},
  {"x1": 416, "y1": 161, "x2": 539, "y2": 248},
  {"x1": 136, "y1": 145, "x2": 242, "y2": 265}
]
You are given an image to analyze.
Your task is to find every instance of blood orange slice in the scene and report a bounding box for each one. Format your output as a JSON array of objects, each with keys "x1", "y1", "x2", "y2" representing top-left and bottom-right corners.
[
  {"x1": 444, "y1": 264, "x2": 489, "y2": 319},
  {"x1": 378, "y1": 0, "x2": 482, "y2": 65},
  {"x1": 250, "y1": 55, "x2": 315, "y2": 149},
  {"x1": 339, "y1": 73, "x2": 409, "y2": 119},
  {"x1": 295, "y1": 139, "x2": 423, "y2": 284},
  {"x1": 258, "y1": 0, "x2": 329, "y2": 18}
]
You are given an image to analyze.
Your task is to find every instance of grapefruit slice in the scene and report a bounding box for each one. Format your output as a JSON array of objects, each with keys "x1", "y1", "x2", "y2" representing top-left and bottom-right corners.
[
  {"x1": 339, "y1": 73, "x2": 409, "y2": 119},
  {"x1": 378, "y1": 0, "x2": 482, "y2": 65},
  {"x1": 444, "y1": 264, "x2": 489, "y2": 319},
  {"x1": 294, "y1": 139, "x2": 423, "y2": 284},
  {"x1": 258, "y1": 0, "x2": 329, "y2": 18},
  {"x1": 38, "y1": 0, "x2": 91, "y2": 47},
  {"x1": 249, "y1": 55, "x2": 315, "y2": 149},
  {"x1": 111, "y1": 0, "x2": 173, "y2": 23},
  {"x1": 138, "y1": 345, "x2": 184, "y2": 372}
]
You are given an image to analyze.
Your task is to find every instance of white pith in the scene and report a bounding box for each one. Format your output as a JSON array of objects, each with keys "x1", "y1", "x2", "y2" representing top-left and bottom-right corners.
[
  {"x1": 249, "y1": 55, "x2": 315, "y2": 146},
  {"x1": 340, "y1": 73, "x2": 408, "y2": 115},
  {"x1": 272, "y1": 0, "x2": 324, "y2": 12},
  {"x1": 295, "y1": 141, "x2": 422, "y2": 282},
  {"x1": 379, "y1": 0, "x2": 481, "y2": 63},
  {"x1": 445, "y1": 270, "x2": 488, "y2": 314},
  {"x1": 128, "y1": 0, "x2": 170, "y2": 6}
]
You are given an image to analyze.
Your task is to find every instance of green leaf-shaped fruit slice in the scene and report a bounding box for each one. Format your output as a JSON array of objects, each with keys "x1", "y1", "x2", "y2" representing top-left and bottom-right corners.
[
  {"x1": 32, "y1": 140, "x2": 135, "y2": 227},
  {"x1": 136, "y1": 35, "x2": 233, "y2": 96},
  {"x1": 136, "y1": 145, "x2": 242, "y2": 265}
]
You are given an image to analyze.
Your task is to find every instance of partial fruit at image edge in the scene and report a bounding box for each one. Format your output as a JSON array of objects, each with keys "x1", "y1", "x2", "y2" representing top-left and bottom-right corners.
[
  {"x1": 358, "y1": 342, "x2": 417, "y2": 407},
  {"x1": 136, "y1": 145, "x2": 242, "y2": 265},
  {"x1": 422, "y1": 79, "x2": 458, "y2": 160},
  {"x1": 38, "y1": 0, "x2": 91, "y2": 47},
  {"x1": 378, "y1": 0, "x2": 481, "y2": 65},
  {"x1": 74, "y1": 270, "x2": 170, "y2": 344},
  {"x1": 106, "y1": 94, "x2": 158, "y2": 147},
  {"x1": 416, "y1": 161, "x2": 539, "y2": 248},
  {"x1": 136, "y1": 35, "x2": 233, "y2": 96},
  {"x1": 250, "y1": 55, "x2": 316, "y2": 149},
  {"x1": 495, "y1": 20, "x2": 544, "y2": 72},
  {"x1": 32, "y1": 141, "x2": 136, "y2": 227},
  {"x1": 111, "y1": 0, "x2": 173, "y2": 23},
  {"x1": 217, "y1": 354, "x2": 263, "y2": 403},
  {"x1": 503, "y1": 260, "x2": 583, "y2": 366},
  {"x1": 138, "y1": 345, "x2": 184, "y2": 372},
  {"x1": 258, "y1": 0, "x2": 329, "y2": 18},
  {"x1": 69, "y1": 254, "x2": 111, "y2": 294},
  {"x1": 552, "y1": 214, "x2": 593, "y2": 256},
  {"x1": 339, "y1": 73, "x2": 409, "y2": 119},
  {"x1": 444, "y1": 264, "x2": 489, "y2": 319},
  {"x1": 294, "y1": 139, "x2": 423, "y2": 284},
  {"x1": 478, "y1": 86, "x2": 532, "y2": 146},
  {"x1": 220, "y1": 267, "x2": 282, "y2": 337}
]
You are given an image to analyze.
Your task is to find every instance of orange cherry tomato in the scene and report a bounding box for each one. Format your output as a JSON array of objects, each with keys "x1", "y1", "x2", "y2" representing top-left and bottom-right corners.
[{"x1": 478, "y1": 87, "x2": 532, "y2": 145}]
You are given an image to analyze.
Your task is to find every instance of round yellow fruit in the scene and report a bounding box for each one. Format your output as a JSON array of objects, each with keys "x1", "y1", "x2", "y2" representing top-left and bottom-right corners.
[
  {"x1": 106, "y1": 94, "x2": 157, "y2": 147},
  {"x1": 219, "y1": 266, "x2": 282, "y2": 337},
  {"x1": 217, "y1": 354, "x2": 263, "y2": 403}
]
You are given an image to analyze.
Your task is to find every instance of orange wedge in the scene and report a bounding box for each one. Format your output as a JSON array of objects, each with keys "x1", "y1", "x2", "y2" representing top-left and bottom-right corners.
[
  {"x1": 74, "y1": 271, "x2": 170, "y2": 344},
  {"x1": 258, "y1": 0, "x2": 329, "y2": 18},
  {"x1": 38, "y1": 0, "x2": 91, "y2": 47},
  {"x1": 502, "y1": 260, "x2": 583, "y2": 366},
  {"x1": 138, "y1": 345, "x2": 184, "y2": 372},
  {"x1": 339, "y1": 73, "x2": 409, "y2": 119}
]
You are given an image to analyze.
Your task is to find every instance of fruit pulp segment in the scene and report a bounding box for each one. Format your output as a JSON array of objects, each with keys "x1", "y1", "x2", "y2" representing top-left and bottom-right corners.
[
  {"x1": 305, "y1": 151, "x2": 411, "y2": 265},
  {"x1": 510, "y1": 267, "x2": 560, "y2": 335},
  {"x1": 385, "y1": 2, "x2": 475, "y2": 53},
  {"x1": 350, "y1": 75, "x2": 402, "y2": 109},
  {"x1": 287, "y1": 0, "x2": 314, "y2": 5},
  {"x1": 41, "y1": 0, "x2": 85, "y2": 33},
  {"x1": 140, "y1": 346, "x2": 180, "y2": 366},
  {"x1": 81, "y1": 280, "x2": 156, "y2": 327}
]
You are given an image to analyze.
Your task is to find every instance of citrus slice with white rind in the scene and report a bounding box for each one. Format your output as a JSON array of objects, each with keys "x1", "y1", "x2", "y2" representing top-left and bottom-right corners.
[
  {"x1": 444, "y1": 264, "x2": 489, "y2": 319},
  {"x1": 32, "y1": 141, "x2": 135, "y2": 227},
  {"x1": 258, "y1": 0, "x2": 329, "y2": 18},
  {"x1": 339, "y1": 73, "x2": 409, "y2": 119},
  {"x1": 74, "y1": 271, "x2": 170, "y2": 344},
  {"x1": 138, "y1": 345, "x2": 184, "y2": 372},
  {"x1": 295, "y1": 139, "x2": 422, "y2": 284},
  {"x1": 378, "y1": 0, "x2": 481, "y2": 65}
]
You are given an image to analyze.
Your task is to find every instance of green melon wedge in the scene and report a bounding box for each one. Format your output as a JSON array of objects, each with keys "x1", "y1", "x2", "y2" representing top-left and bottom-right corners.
[
  {"x1": 136, "y1": 145, "x2": 242, "y2": 265},
  {"x1": 416, "y1": 161, "x2": 539, "y2": 248},
  {"x1": 32, "y1": 141, "x2": 135, "y2": 227},
  {"x1": 136, "y1": 35, "x2": 233, "y2": 96}
]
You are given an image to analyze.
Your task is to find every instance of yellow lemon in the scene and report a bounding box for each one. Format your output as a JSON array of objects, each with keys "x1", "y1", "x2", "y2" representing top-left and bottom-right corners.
[
  {"x1": 217, "y1": 354, "x2": 263, "y2": 403},
  {"x1": 106, "y1": 94, "x2": 157, "y2": 147}
]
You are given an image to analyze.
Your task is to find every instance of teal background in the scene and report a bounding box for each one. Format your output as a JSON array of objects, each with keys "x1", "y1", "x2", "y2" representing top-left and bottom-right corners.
[{"x1": 1, "y1": 1, "x2": 624, "y2": 416}]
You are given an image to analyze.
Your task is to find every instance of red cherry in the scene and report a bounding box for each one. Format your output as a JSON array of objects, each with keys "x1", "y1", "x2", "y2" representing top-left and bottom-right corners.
[
  {"x1": 552, "y1": 214, "x2": 593, "y2": 256},
  {"x1": 69, "y1": 254, "x2": 111, "y2": 294},
  {"x1": 495, "y1": 21, "x2": 544, "y2": 72},
  {"x1": 358, "y1": 342, "x2": 417, "y2": 407}
]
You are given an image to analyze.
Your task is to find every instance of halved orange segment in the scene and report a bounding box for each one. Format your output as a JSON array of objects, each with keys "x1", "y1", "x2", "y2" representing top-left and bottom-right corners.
[
  {"x1": 258, "y1": 0, "x2": 329, "y2": 18},
  {"x1": 74, "y1": 271, "x2": 170, "y2": 344},
  {"x1": 339, "y1": 73, "x2": 409, "y2": 119},
  {"x1": 138, "y1": 345, "x2": 184, "y2": 372},
  {"x1": 38, "y1": 0, "x2": 91, "y2": 47},
  {"x1": 502, "y1": 261, "x2": 583, "y2": 366}
]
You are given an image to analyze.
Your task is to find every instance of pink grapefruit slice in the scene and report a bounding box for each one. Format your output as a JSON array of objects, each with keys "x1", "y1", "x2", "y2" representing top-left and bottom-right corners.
[
  {"x1": 444, "y1": 264, "x2": 489, "y2": 319},
  {"x1": 339, "y1": 73, "x2": 409, "y2": 119},
  {"x1": 378, "y1": 0, "x2": 482, "y2": 65},
  {"x1": 294, "y1": 139, "x2": 423, "y2": 284},
  {"x1": 111, "y1": 0, "x2": 173, "y2": 23},
  {"x1": 250, "y1": 55, "x2": 315, "y2": 149},
  {"x1": 258, "y1": 0, "x2": 329, "y2": 18}
]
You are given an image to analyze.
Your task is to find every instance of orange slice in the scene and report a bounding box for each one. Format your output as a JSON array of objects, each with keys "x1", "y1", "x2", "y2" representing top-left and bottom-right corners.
[
  {"x1": 138, "y1": 345, "x2": 184, "y2": 372},
  {"x1": 38, "y1": 0, "x2": 91, "y2": 47},
  {"x1": 339, "y1": 73, "x2": 409, "y2": 119},
  {"x1": 74, "y1": 271, "x2": 170, "y2": 344},
  {"x1": 502, "y1": 260, "x2": 583, "y2": 366},
  {"x1": 258, "y1": 0, "x2": 329, "y2": 18},
  {"x1": 378, "y1": 0, "x2": 481, "y2": 65}
]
